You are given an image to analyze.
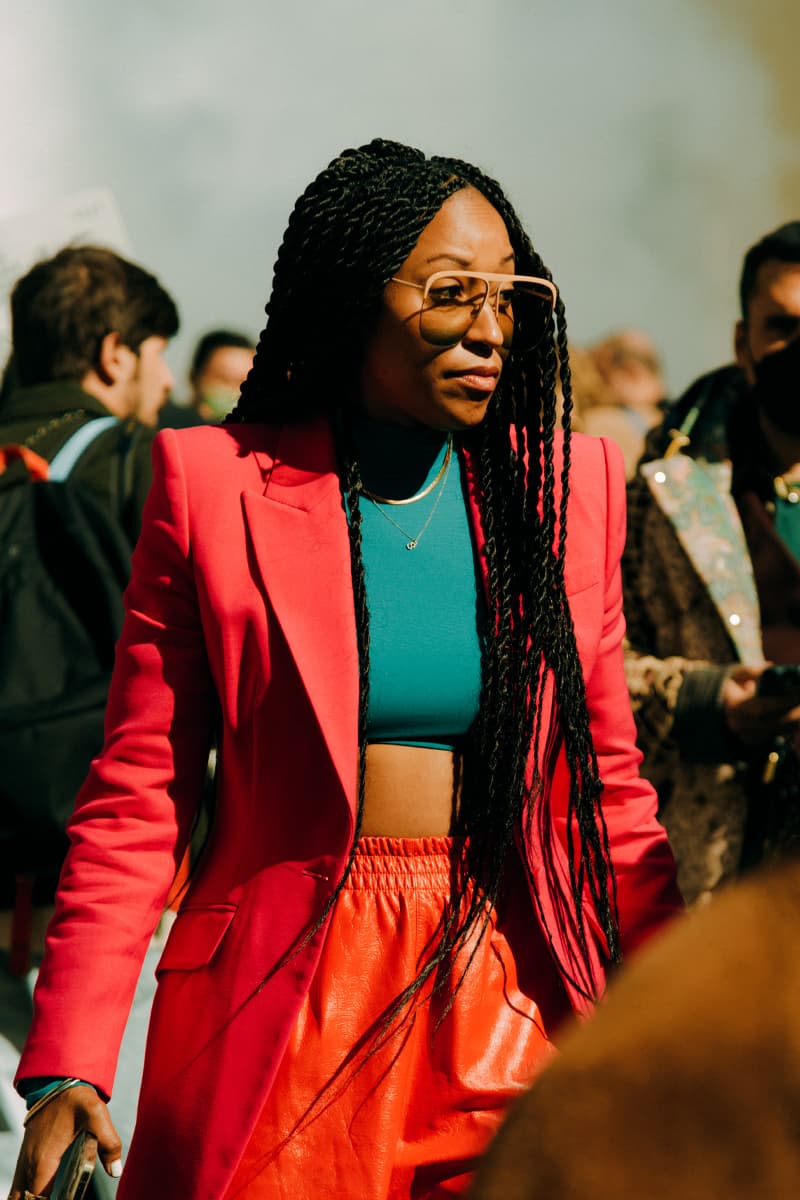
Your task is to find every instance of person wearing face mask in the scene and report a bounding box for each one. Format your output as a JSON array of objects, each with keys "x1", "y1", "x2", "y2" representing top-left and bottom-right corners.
[
  {"x1": 189, "y1": 329, "x2": 256, "y2": 422},
  {"x1": 158, "y1": 330, "x2": 256, "y2": 428},
  {"x1": 622, "y1": 220, "x2": 800, "y2": 905}
]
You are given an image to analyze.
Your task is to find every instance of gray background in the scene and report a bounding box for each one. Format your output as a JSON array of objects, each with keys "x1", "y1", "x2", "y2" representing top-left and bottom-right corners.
[{"x1": 2, "y1": 0, "x2": 799, "y2": 397}]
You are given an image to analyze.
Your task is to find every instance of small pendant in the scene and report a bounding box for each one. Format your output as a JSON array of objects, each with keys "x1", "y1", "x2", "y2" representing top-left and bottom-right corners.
[{"x1": 405, "y1": 540, "x2": 418, "y2": 550}]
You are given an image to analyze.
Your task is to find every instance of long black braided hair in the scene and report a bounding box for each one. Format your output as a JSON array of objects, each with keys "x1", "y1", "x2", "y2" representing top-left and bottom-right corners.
[{"x1": 229, "y1": 138, "x2": 620, "y2": 1023}]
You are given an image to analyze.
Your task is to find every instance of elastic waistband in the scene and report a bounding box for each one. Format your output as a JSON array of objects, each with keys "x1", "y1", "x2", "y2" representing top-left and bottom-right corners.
[{"x1": 346, "y1": 836, "x2": 464, "y2": 891}]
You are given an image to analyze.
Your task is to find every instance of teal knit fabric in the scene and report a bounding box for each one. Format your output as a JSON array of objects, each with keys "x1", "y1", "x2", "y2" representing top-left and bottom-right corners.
[{"x1": 354, "y1": 418, "x2": 483, "y2": 750}]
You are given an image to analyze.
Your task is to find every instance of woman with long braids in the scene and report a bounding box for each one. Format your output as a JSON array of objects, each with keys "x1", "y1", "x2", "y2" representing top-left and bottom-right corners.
[{"x1": 11, "y1": 140, "x2": 681, "y2": 1200}]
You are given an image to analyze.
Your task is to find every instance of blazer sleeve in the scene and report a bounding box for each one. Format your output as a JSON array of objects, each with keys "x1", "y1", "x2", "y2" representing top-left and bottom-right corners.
[
  {"x1": 584, "y1": 438, "x2": 684, "y2": 952},
  {"x1": 16, "y1": 431, "x2": 217, "y2": 1099}
]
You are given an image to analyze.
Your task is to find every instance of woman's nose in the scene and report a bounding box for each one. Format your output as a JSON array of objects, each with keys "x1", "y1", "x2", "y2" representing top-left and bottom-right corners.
[{"x1": 463, "y1": 293, "x2": 504, "y2": 349}]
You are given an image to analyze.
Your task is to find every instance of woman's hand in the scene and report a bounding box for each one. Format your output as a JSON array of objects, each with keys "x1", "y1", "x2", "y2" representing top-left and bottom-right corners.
[
  {"x1": 722, "y1": 664, "x2": 800, "y2": 747},
  {"x1": 9, "y1": 1086, "x2": 122, "y2": 1199}
]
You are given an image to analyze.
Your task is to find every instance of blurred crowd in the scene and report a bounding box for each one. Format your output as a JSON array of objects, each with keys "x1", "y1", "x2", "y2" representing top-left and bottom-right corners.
[
  {"x1": 570, "y1": 326, "x2": 668, "y2": 477},
  {"x1": 1, "y1": 215, "x2": 800, "y2": 1196}
]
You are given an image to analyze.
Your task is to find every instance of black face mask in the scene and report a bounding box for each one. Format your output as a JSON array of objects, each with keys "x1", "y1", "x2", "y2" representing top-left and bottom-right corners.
[{"x1": 753, "y1": 336, "x2": 800, "y2": 435}]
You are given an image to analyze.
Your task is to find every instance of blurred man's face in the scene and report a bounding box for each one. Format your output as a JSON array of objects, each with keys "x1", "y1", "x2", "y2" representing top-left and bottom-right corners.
[
  {"x1": 127, "y1": 336, "x2": 174, "y2": 426},
  {"x1": 736, "y1": 260, "x2": 800, "y2": 385}
]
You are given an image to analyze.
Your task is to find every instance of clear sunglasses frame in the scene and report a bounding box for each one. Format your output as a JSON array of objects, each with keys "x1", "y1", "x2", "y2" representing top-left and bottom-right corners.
[{"x1": 390, "y1": 270, "x2": 558, "y2": 350}]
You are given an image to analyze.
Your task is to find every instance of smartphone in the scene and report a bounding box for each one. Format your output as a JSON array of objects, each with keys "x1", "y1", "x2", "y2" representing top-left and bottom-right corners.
[
  {"x1": 51, "y1": 1130, "x2": 97, "y2": 1200},
  {"x1": 756, "y1": 663, "x2": 800, "y2": 702}
]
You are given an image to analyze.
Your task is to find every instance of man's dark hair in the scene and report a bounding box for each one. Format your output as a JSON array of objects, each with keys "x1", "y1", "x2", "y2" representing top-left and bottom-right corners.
[
  {"x1": 11, "y1": 244, "x2": 179, "y2": 387},
  {"x1": 189, "y1": 329, "x2": 255, "y2": 383},
  {"x1": 0, "y1": 354, "x2": 18, "y2": 407},
  {"x1": 740, "y1": 221, "x2": 800, "y2": 319}
]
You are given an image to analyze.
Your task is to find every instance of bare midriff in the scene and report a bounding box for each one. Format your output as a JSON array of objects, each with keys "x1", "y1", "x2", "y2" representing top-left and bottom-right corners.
[{"x1": 360, "y1": 743, "x2": 461, "y2": 836}]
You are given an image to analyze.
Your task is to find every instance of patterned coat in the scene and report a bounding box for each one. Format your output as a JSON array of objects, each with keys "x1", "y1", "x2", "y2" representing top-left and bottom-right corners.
[{"x1": 622, "y1": 450, "x2": 765, "y2": 904}]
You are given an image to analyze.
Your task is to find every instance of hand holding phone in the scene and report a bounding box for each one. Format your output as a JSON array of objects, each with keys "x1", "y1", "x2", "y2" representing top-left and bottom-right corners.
[
  {"x1": 723, "y1": 663, "x2": 800, "y2": 747},
  {"x1": 51, "y1": 1131, "x2": 97, "y2": 1200},
  {"x1": 10, "y1": 1084, "x2": 121, "y2": 1200},
  {"x1": 756, "y1": 664, "x2": 800, "y2": 703}
]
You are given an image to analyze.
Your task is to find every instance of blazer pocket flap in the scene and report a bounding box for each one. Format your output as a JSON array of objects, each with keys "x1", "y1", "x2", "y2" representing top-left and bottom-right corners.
[{"x1": 155, "y1": 904, "x2": 237, "y2": 975}]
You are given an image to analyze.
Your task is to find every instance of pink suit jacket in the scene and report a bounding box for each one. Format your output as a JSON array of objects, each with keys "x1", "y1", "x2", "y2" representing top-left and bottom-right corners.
[{"x1": 18, "y1": 419, "x2": 682, "y2": 1199}]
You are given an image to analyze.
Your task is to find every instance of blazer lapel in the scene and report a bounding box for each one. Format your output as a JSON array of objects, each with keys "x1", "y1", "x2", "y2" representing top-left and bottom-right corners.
[
  {"x1": 241, "y1": 421, "x2": 360, "y2": 810},
  {"x1": 641, "y1": 455, "x2": 763, "y2": 663}
]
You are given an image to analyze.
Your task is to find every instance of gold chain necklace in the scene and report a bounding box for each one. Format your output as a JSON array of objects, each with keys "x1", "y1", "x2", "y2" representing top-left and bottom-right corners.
[
  {"x1": 361, "y1": 435, "x2": 453, "y2": 506},
  {"x1": 364, "y1": 445, "x2": 452, "y2": 550},
  {"x1": 773, "y1": 474, "x2": 800, "y2": 505}
]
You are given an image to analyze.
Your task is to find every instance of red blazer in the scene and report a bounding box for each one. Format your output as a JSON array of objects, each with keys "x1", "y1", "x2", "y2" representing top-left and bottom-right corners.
[{"x1": 18, "y1": 420, "x2": 681, "y2": 1199}]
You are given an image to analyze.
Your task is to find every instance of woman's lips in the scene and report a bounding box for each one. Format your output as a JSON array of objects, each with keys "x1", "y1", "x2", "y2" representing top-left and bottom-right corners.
[{"x1": 448, "y1": 369, "x2": 499, "y2": 394}]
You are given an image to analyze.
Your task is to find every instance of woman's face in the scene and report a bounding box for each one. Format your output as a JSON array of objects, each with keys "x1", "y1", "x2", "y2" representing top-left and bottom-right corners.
[{"x1": 360, "y1": 187, "x2": 515, "y2": 431}]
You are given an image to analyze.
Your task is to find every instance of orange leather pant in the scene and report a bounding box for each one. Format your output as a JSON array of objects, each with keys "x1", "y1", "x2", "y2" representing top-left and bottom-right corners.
[{"x1": 224, "y1": 837, "x2": 569, "y2": 1199}]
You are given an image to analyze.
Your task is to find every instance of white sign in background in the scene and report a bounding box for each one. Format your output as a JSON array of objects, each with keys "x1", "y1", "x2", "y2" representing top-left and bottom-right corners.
[{"x1": 0, "y1": 188, "x2": 131, "y2": 362}]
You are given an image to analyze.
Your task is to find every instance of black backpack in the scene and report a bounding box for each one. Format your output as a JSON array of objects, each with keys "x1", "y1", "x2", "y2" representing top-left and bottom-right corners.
[{"x1": 0, "y1": 416, "x2": 133, "y2": 901}]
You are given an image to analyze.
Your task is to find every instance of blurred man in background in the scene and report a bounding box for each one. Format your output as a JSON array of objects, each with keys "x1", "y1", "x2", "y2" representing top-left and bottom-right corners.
[
  {"x1": 0, "y1": 241, "x2": 178, "y2": 921},
  {"x1": 0, "y1": 243, "x2": 178, "y2": 1197},
  {"x1": 0, "y1": 244, "x2": 178, "y2": 535},
  {"x1": 622, "y1": 221, "x2": 800, "y2": 904}
]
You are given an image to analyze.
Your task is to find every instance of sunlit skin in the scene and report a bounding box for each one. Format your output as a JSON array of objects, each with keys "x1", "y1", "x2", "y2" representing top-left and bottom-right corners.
[
  {"x1": 360, "y1": 187, "x2": 516, "y2": 834},
  {"x1": 80, "y1": 333, "x2": 173, "y2": 427},
  {"x1": 126, "y1": 336, "x2": 174, "y2": 427},
  {"x1": 724, "y1": 261, "x2": 800, "y2": 745},
  {"x1": 360, "y1": 187, "x2": 513, "y2": 433}
]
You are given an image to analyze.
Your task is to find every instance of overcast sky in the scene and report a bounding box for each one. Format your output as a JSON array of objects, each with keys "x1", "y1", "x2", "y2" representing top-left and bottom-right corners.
[{"x1": 2, "y1": 0, "x2": 798, "y2": 396}]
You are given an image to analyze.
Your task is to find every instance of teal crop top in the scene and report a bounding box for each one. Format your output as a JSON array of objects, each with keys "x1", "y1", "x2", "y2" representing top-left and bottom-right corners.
[{"x1": 353, "y1": 417, "x2": 484, "y2": 751}]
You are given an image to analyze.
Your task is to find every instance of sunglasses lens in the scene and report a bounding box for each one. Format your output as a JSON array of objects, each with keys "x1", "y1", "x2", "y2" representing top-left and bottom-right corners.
[
  {"x1": 419, "y1": 274, "x2": 554, "y2": 351},
  {"x1": 500, "y1": 282, "x2": 555, "y2": 352},
  {"x1": 419, "y1": 275, "x2": 488, "y2": 346}
]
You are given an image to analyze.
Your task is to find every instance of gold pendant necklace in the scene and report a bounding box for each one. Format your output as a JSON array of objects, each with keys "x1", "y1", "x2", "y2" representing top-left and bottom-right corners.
[
  {"x1": 361, "y1": 435, "x2": 453, "y2": 506},
  {"x1": 773, "y1": 474, "x2": 800, "y2": 504},
  {"x1": 365, "y1": 445, "x2": 452, "y2": 549}
]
